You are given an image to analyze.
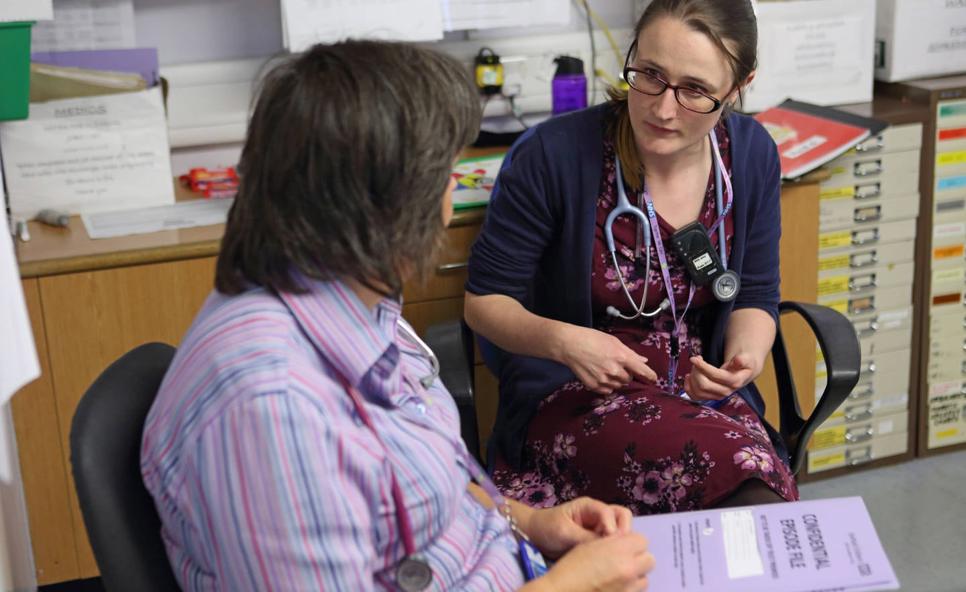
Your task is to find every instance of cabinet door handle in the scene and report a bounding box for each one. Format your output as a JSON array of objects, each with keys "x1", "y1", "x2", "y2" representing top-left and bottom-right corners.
[
  {"x1": 845, "y1": 425, "x2": 874, "y2": 443},
  {"x1": 860, "y1": 361, "x2": 877, "y2": 376},
  {"x1": 436, "y1": 262, "x2": 469, "y2": 274},
  {"x1": 850, "y1": 251, "x2": 878, "y2": 269},
  {"x1": 855, "y1": 136, "x2": 884, "y2": 153},
  {"x1": 849, "y1": 273, "x2": 877, "y2": 292},
  {"x1": 855, "y1": 320, "x2": 879, "y2": 338},
  {"x1": 849, "y1": 384, "x2": 875, "y2": 401},
  {"x1": 854, "y1": 182, "x2": 882, "y2": 200},
  {"x1": 847, "y1": 445, "x2": 873, "y2": 465},
  {"x1": 854, "y1": 159, "x2": 883, "y2": 177},
  {"x1": 852, "y1": 228, "x2": 880, "y2": 246},
  {"x1": 845, "y1": 404, "x2": 874, "y2": 423},
  {"x1": 853, "y1": 205, "x2": 882, "y2": 223}
]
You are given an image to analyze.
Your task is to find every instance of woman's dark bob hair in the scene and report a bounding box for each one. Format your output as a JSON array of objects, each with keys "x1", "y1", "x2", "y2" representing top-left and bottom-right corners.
[{"x1": 216, "y1": 40, "x2": 481, "y2": 296}]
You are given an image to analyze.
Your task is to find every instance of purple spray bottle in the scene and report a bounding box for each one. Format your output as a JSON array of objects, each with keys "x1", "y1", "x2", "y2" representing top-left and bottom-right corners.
[{"x1": 551, "y1": 55, "x2": 587, "y2": 116}]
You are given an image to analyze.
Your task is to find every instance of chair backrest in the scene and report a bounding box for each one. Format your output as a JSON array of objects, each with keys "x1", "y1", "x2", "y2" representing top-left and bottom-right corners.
[{"x1": 70, "y1": 342, "x2": 181, "y2": 592}]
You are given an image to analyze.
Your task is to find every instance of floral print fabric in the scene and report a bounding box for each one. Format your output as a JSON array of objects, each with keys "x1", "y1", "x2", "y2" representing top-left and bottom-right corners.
[{"x1": 491, "y1": 124, "x2": 798, "y2": 514}]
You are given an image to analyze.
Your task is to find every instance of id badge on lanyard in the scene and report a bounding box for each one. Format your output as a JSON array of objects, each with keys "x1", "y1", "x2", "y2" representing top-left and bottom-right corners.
[{"x1": 519, "y1": 538, "x2": 550, "y2": 580}]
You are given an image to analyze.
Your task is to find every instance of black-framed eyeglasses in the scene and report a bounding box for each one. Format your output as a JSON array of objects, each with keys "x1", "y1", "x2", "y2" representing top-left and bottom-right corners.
[{"x1": 622, "y1": 66, "x2": 724, "y2": 114}]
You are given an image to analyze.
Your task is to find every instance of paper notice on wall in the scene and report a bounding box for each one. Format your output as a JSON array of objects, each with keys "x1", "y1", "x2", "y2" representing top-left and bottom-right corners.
[
  {"x1": 0, "y1": 0, "x2": 53, "y2": 22},
  {"x1": 440, "y1": 0, "x2": 570, "y2": 31},
  {"x1": 281, "y1": 0, "x2": 443, "y2": 52},
  {"x1": 32, "y1": 0, "x2": 135, "y2": 51},
  {"x1": 0, "y1": 87, "x2": 174, "y2": 219}
]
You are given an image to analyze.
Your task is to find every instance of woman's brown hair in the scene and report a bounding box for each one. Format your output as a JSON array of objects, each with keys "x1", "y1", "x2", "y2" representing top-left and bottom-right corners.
[
  {"x1": 609, "y1": 0, "x2": 758, "y2": 191},
  {"x1": 216, "y1": 40, "x2": 481, "y2": 296}
]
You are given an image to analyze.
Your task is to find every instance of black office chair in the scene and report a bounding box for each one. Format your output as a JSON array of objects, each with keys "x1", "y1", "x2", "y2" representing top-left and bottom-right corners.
[
  {"x1": 70, "y1": 342, "x2": 181, "y2": 592},
  {"x1": 425, "y1": 301, "x2": 861, "y2": 476}
]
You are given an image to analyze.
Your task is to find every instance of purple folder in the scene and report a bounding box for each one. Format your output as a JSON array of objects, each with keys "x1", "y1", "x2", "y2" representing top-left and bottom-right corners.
[
  {"x1": 31, "y1": 48, "x2": 160, "y2": 87},
  {"x1": 632, "y1": 496, "x2": 899, "y2": 591}
]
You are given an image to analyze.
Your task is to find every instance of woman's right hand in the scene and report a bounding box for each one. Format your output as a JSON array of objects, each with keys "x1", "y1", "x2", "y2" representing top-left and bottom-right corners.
[
  {"x1": 556, "y1": 325, "x2": 657, "y2": 394},
  {"x1": 536, "y1": 532, "x2": 655, "y2": 592}
]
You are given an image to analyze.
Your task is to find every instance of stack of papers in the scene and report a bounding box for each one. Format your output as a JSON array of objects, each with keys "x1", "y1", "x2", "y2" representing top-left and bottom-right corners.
[{"x1": 632, "y1": 496, "x2": 898, "y2": 591}]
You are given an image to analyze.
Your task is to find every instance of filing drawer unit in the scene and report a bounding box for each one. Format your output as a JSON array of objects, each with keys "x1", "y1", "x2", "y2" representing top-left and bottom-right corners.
[
  {"x1": 807, "y1": 112, "x2": 924, "y2": 477},
  {"x1": 878, "y1": 75, "x2": 966, "y2": 456}
]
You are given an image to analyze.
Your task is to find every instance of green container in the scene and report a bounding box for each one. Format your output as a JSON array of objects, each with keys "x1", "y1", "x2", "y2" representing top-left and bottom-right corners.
[{"x1": 0, "y1": 21, "x2": 34, "y2": 121}]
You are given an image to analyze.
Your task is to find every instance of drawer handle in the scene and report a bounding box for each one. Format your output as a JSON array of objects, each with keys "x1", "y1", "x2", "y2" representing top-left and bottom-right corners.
[
  {"x1": 850, "y1": 251, "x2": 878, "y2": 269},
  {"x1": 851, "y1": 228, "x2": 879, "y2": 246},
  {"x1": 849, "y1": 273, "x2": 877, "y2": 292},
  {"x1": 855, "y1": 136, "x2": 884, "y2": 153},
  {"x1": 856, "y1": 320, "x2": 879, "y2": 338},
  {"x1": 853, "y1": 205, "x2": 882, "y2": 223},
  {"x1": 854, "y1": 159, "x2": 883, "y2": 177},
  {"x1": 436, "y1": 261, "x2": 469, "y2": 274},
  {"x1": 849, "y1": 384, "x2": 875, "y2": 400},
  {"x1": 845, "y1": 404, "x2": 874, "y2": 423},
  {"x1": 860, "y1": 361, "x2": 876, "y2": 376},
  {"x1": 961, "y1": 360, "x2": 966, "y2": 375},
  {"x1": 845, "y1": 425, "x2": 874, "y2": 443},
  {"x1": 854, "y1": 182, "x2": 882, "y2": 200},
  {"x1": 847, "y1": 446, "x2": 873, "y2": 465},
  {"x1": 849, "y1": 295, "x2": 876, "y2": 315}
]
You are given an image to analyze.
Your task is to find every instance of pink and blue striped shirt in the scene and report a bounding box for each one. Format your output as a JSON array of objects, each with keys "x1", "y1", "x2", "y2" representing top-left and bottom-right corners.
[{"x1": 141, "y1": 278, "x2": 524, "y2": 590}]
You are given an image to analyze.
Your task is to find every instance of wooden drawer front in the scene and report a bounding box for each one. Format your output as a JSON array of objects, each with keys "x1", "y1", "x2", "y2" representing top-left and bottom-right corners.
[
  {"x1": 403, "y1": 223, "x2": 480, "y2": 303},
  {"x1": 818, "y1": 261, "x2": 914, "y2": 300},
  {"x1": 808, "y1": 431, "x2": 908, "y2": 473},
  {"x1": 823, "y1": 151, "x2": 920, "y2": 191},
  {"x1": 819, "y1": 192, "x2": 919, "y2": 231},
  {"x1": 810, "y1": 410, "x2": 909, "y2": 450},
  {"x1": 402, "y1": 297, "x2": 464, "y2": 337},
  {"x1": 818, "y1": 240, "x2": 914, "y2": 275},
  {"x1": 818, "y1": 218, "x2": 916, "y2": 255}
]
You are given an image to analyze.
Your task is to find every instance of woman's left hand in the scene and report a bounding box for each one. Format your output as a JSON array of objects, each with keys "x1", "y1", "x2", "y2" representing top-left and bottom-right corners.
[
  {"x1": 684, "y1": 353, "x2": 758, "y2": 401},
  {"x1": 524, "y1": 497, "x2": 633, "y2": 559}
]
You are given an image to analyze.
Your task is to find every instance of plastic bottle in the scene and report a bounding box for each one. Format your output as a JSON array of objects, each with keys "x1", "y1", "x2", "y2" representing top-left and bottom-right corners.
[{"x1": 551, "y1": 55, "x2": 587, "y2": 115}]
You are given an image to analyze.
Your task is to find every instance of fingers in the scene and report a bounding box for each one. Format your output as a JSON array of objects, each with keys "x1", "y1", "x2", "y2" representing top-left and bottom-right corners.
[
  {"x1": 685, "y1": 371, "x2": 732, "y2": 400},
  {"x1": 611, "y1": 504, "x2": 633, "y2": 534},
  {"x1": 690, "y1": 356, "x2": 751, "y2": 391},
  {"x1": 626, "y1": 354, "x2": 657, "y2": 383}
]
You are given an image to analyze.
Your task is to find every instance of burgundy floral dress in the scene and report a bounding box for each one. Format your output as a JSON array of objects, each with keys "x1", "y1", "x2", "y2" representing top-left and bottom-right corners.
[{"x1": 490, "y1": 123, "x2": 798, "y2": 515}]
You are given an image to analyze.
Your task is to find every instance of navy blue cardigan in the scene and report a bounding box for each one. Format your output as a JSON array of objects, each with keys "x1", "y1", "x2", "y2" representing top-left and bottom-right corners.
[{"x1": 466, "y1": 103, "x2": 783, "y2": 468}]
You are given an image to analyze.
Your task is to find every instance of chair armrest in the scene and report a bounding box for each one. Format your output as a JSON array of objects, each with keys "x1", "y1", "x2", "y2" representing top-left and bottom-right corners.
[
  {"x1": 423, "y1": 320, "x2": 481, "y2": 461},
  {"x1": 772, "y1": 301, "x2": 861, "y2": 475}
]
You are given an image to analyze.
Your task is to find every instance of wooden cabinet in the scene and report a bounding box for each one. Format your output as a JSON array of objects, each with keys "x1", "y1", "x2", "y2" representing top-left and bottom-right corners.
[{"x1": 11, "y1": 177, "x2": 822, "y2": 584}]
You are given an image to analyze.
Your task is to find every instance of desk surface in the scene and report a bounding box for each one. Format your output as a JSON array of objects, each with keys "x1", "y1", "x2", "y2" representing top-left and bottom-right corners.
[{"x1": 16, "y1": 146, "x2": 825, "y2": 279}]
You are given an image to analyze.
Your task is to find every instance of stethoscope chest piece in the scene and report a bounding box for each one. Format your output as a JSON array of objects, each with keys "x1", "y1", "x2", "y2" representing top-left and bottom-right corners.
[
  {"x1": 712, "y1": 269, "x2": 740, "y2": 302},
  {"x1": 397, "y1": 555, "x2": 433, "y2": 591}
]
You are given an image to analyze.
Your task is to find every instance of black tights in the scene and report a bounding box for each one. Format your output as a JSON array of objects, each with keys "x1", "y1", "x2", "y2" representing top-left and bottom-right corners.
[{"x1": 714, "y1": 479, "x2": 785, "y2": 508}]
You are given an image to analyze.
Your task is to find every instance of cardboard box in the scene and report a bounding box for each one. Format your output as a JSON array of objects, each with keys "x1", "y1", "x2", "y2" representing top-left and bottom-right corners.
[
  {"x1": 743, "y1": 0, "x2": 875, "y2": 112},
  {"x1": 876, "y1": 0, "x2": 966, "y2": 82}
]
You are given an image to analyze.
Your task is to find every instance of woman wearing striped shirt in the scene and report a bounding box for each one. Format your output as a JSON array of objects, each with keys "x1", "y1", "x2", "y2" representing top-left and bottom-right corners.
[{"x1": 141, "y1": 40, "x2": 655, "y2": 591}]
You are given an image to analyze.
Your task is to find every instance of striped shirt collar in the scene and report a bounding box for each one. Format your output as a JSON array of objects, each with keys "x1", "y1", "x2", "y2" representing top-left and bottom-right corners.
[{"x1": 277, "y1": 276, "x2": 403, "y2": 403}]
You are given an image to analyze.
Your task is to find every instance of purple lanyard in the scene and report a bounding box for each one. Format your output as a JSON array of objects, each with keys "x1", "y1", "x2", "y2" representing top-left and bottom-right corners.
[
  {"x1": 335, "y1": 372, "x2": 530, "y2": 561},
  {"x1": 638, "y1": 131, "x2": 734, "y2": 393}
]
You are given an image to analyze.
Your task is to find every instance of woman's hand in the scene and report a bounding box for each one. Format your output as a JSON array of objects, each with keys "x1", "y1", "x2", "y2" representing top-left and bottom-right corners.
[
  {"x1": 525, "y1": 533, "x2": 655, "y2": 592},
  {"x1": 683, "y1": 353, "x2": 758, "y2": 401},
  {"x1": 524, "y1": 497, "x2": 633, "y2": 559},
  {"x1": 557, "y1": 325, "x2": 657, "y2": 394}
]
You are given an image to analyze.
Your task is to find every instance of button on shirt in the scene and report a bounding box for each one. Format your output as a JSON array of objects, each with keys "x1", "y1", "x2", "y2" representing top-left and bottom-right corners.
[{"x1": 141, "y1": 279, "x2": 524, "y2": 591}]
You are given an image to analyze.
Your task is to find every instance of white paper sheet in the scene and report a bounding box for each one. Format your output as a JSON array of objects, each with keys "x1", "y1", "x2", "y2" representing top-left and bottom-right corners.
[
  {"x1": 440, "y1": 0, "x2": 570, "y2": 31},
  {"x1": 0, "y1": 87, "x2": 174, "y2": 219},
  {"x1": 82, "y1": 197, "x2": 234, "y2": 239},
  {"x1": 282, "y1": 0, "x2": 443, "y2": 52},
  {"x1": 0, "y1": 0, "x2": 53, "y2": 22},
  {"x1": 31, "y1": 0, "x2": 135, "y2": 51},
  {"x1": 743, "y1": 0, "x2": 875, "y2": 112}
]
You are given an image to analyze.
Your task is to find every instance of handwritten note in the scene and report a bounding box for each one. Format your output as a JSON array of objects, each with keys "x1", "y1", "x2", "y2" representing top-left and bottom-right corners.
[
  {"x1": 31, "y1": 0, "x2": 135, "y2": 51},
  {"x1": 0, "y1": 87, "x2": 174, "y2": 219}
]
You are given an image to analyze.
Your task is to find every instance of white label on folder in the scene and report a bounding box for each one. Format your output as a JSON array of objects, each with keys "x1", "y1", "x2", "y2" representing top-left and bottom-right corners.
[
  {"x1": 934, "y1": 222, "x2": 966, "y2": 241},
  {"x1": 719, "y1": 510, "x2": 765, "y2": 579},
  {"x1": 783, "y1": 135, "x2": 828, "y2": 159}
]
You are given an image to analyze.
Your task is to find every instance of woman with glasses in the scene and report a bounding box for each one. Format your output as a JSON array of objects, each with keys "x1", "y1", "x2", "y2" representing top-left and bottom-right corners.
[
  {"x1": 465, "y1": 0, "x2": 798, "y2": 514},
  {"x1": 142, "y1": 40, "x2": 656, "y2": 591}
]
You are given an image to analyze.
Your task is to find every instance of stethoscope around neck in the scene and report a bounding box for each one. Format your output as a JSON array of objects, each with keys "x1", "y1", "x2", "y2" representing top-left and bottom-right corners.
[{"x1": 604, "y1": 128, "x2": 737, "y2": 321}]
